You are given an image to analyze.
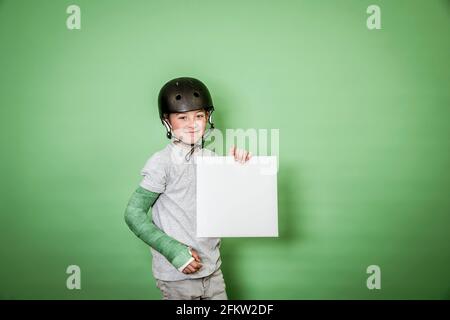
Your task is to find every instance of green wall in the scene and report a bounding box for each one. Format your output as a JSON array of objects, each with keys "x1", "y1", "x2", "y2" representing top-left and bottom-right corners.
[{"x1": 1, "y1": 0, "x2": 449, "y2": 299}]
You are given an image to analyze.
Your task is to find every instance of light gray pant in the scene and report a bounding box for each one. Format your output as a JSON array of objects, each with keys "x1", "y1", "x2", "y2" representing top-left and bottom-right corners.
[{"x1": 156, "y1": 268, "x2": 228, "y2": 300}]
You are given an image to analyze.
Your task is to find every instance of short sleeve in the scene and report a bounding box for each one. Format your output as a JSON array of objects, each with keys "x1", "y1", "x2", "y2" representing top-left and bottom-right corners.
[{"x1": 139, "y1": 152, "x2": 167, "y2": 193}]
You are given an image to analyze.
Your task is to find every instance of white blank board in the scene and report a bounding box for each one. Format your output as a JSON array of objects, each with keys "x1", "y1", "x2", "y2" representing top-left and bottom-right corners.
[{"x1": 196, "y1": 156, "x2": 278, "y2": 237}]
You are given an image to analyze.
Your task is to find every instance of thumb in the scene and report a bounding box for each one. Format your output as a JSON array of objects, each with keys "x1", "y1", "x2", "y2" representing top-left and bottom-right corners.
[{"x1": 191, "y1": 249, "x2": 202, "y2": 262}]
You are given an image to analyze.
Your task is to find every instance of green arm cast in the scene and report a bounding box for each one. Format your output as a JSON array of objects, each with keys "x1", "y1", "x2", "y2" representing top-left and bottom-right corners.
[{"x1": 124, "y1": 186, "x2": 192, "y2": 270}]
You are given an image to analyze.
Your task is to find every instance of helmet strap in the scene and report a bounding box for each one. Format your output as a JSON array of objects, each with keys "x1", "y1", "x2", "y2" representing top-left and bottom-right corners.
[{"x1": 162, "y1": 119, "x2": 172, "y2": 139}]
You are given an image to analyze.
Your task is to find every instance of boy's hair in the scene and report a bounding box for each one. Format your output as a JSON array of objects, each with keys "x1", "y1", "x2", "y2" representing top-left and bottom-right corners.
[{"x1": 158, "y1": 77, "x2": 215, "y2": 139}]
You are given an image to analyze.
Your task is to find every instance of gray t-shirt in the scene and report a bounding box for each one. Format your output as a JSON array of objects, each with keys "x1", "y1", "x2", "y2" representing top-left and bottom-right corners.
[{"x1": 139, "y1": 141, "x2": 221, "y2": 281}]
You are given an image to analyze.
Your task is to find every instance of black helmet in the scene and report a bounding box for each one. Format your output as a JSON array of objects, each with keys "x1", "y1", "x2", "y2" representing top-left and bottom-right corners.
[{"x1": 158, "y1": 77, "x2": 215, "y2": 139}]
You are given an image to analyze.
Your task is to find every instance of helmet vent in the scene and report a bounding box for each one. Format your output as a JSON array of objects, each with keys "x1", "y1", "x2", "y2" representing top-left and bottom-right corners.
[{"x1": 175, "y1": 94, "x2": 182, "y2": 100}]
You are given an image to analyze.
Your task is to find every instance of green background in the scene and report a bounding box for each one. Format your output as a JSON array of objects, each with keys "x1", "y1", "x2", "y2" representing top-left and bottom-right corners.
[{"x1": 1, "y1": 0, "x2": 449, "y2": 299}]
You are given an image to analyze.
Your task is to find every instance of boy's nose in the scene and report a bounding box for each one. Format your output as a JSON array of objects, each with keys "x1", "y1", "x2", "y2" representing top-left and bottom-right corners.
[
  {"x1": 189, "y1": 117, "x2": 198, "y2": 127},
  {"x1": 186, "y1": 119, "x2": 195, "y2": 129}
]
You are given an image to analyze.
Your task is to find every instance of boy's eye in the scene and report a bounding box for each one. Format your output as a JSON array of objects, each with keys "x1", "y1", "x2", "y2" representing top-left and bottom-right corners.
[
  {"x1": 178, "y1": 116, "x2": 187, "y2": 120},
  {"x1": 196, "y1": 114, "x2": 205, "y2": 118}
]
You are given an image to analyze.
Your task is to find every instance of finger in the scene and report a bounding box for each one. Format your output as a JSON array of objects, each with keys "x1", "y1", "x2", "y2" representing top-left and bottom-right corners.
[
  {"x1": 183, "y1": 267, "x2": 191, "y2": 274},
  {"x1": 183, "y1": 264, "x2": 192, "y2": 274},
  {"x1": 237, "y1": 149, "x2": 244, "y2": 162},
  {"x1": 187, "y1": 265, "x2": 196, "y2": 273},
  {"x1": 189, "y1": 265, "x2": 199, "y2": 273},
  {"x1": 193, "y1": 254, "x2": 201, "y2": 263},
  {"x1": 247, "y1": 151, "x2": 252, "y2": 161},
  {"x1": 191, "y1": 261, "x2": 203, "y2": 270},
  {"x1": 234, "y1": 148, "x2": 240, "y2": 161},
  {"x1": 229, "y1": 145, "x2": 236, "y2": 157},
  {"x1": 242, "y1": 150, "x2": 249, "y2": 162},
  {"x1": 191, "y1": 250, "x2": 202, "y2": 262}
]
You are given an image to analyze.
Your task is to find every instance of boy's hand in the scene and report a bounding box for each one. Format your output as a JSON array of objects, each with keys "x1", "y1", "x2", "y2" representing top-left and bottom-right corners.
[
  {"x1": 183, "y1": 248, "x2": 202, "y2": 274},
  {"x1": 229, "y1": 145, "x2": 252, "y2": 163}
]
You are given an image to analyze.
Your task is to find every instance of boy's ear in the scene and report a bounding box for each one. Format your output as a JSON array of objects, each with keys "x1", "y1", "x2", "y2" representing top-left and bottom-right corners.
[{"x1": 163, "y1": 114, "x2": 171, "y2": 124}]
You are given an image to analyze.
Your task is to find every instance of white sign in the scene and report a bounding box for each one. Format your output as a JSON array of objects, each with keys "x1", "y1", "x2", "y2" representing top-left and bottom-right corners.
[{"x1": 196, "y1": 156, "x2": 279, "y2": 237}]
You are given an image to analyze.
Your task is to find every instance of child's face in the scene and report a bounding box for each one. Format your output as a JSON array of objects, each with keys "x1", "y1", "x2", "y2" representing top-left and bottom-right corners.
[{"x1": 168, "y1": 109, "x2": 208, "y2": 145}]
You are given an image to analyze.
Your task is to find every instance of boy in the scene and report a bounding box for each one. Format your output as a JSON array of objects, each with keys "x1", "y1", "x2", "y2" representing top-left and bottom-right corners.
[{"x1": 124, "y1": 77, "x2": 251, "y2": 300}]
